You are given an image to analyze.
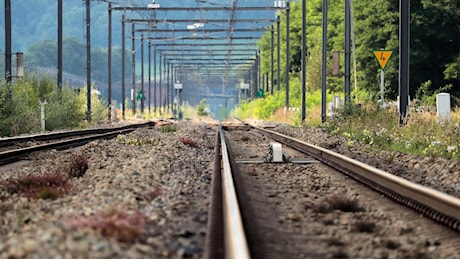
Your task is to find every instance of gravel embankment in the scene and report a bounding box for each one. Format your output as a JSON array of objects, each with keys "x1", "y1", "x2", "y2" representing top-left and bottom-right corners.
[{"x1": 0, "y1": 120, "x2": 216, "y2": 258}]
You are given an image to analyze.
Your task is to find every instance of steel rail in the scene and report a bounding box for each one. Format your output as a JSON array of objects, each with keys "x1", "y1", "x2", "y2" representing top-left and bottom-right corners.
[
  {"x1": 219, "y1": 124, "x2": 250, "y2": 258},
  {"x1": 0, "y1": 122, "x2": 155, "y2": 166},
  {"x1": 250, "y1": 124, "x2": 460, "y2": 231},
  {"x1": 0, "y1": 122, "x2": 154, "y2": 147}
]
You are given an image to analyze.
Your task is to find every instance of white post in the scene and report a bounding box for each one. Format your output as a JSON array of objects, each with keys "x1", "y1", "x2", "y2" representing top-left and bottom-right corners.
[
  {"x1": 380, "y1": 69, "x2": 384, "y2": 103},
  {"x1": 40, "y1": 99, "x2": 47, "y2": 131}
]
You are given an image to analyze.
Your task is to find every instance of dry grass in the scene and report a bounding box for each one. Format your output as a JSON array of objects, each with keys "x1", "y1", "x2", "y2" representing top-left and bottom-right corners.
[
  {"x1": 313, "y1": 194, "x2": 364, "y2": 213},
  {"x1": 179, "y1": 137, "x2": 199, "y2": 148},
  {"x1": 66, "y1": 208, "x2": 146, "y2": 244},
  {"x1": 67, "y1": 153, "x2": 90, "y2": 178},
  {"x1": 1, "y1": 173, "x2": 72, "y2": 200}
]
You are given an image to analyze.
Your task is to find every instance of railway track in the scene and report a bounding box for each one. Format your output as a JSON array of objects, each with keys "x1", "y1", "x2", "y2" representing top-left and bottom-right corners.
[
  {"x1": 0, "y1": 121, "x2": 155, "y2": 166},
  {"x1": 208, "y1": 121, "x2": 460, "y2": 258},
  {"x1": 1, "y1": 119, "x2": 459, "y2": 258}
]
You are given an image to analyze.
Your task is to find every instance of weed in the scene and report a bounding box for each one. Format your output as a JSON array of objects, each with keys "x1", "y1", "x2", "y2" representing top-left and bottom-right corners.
[
  {"x1": 161, "y1": 124, "x2": 177, "y2": 133},
  {"x1": 179, "y1": 137, "x2": 199, "y2": 148},
  {"x1": 241, "y1": 136, "x2": 250, "y2": 142},
  {"x1": 1, "y1": 173, "x2": 71, "y2": 200},
  {"x1": 67, "y1": 208, "x2": 146, "y2": 244},
  {"x1": 352, "y1": 221, "x2": 377, "y2": 233},
  {"x1": 38, "y1": 187, "x2": 60, "y2": 200},
  {"x1": 67, "y1": 153, "x2": 90, "y2": 178},
  {"x1": 313, "y1": 194, "x2": 364, "y2": 213},
  {"x1": 116, "y1": 134, "x2": 156, "y2": 146}
]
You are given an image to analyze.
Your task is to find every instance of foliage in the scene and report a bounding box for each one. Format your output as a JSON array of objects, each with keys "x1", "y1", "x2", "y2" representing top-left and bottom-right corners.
[
  {"x1": 324, "y1": 103, "x2": 460, "y2": 161},
  {"x1": 256, "y1": 0, "x2": 460, "y2": 106},
  {"x1": 0, "y1": 74, "x2": 106, "y2": 136},
  {"x1": 160, "y1": 124, "x2": 177, "y2": 133},
  {"x1": 197, "y1": 99, "x2": 209, "y2": 117}
]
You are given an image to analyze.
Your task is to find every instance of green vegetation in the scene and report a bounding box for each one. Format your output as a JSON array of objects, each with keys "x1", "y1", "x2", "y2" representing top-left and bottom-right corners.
[
  {"x1": 160, "y1": 124, "x2": 177, "y2": 133},
  {"x1": 197, "y1": 99, "x2": 209, "y2": 117},
  {"x1": 234, "y1": 0, "x2": 460, "y2": 161},
  {"x1": 0, "y1": 74, "x2": 106, "y2": 137},
  {"x1": 116, "y1": 134, "x2": 156, "y2": 146},
  {"x1": 325, "y1": 105, "x2": 460, "y2": 160}
]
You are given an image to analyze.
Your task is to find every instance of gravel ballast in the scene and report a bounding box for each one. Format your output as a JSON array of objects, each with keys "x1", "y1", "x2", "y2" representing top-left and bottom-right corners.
[
  {"x1": 0, "y1": 121, "x2": 216, "y2": 258},
  {"x1": 0, "y1": 119, "x2": 459, "y2": 258}
]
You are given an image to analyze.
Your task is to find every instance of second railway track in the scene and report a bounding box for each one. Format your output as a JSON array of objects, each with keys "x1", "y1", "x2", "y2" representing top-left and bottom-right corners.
[{"x1": 0, "y1": 121, "x2": 155, "y2": 166}]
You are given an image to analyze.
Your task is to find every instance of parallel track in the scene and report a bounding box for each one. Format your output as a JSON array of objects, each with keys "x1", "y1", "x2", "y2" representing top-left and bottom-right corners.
[{"x1": 0, "y1": 122, "x2": 155, "y2": 166}]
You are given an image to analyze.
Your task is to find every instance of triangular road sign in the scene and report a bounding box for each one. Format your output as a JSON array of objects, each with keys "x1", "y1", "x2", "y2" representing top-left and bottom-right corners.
[{"x1": 373, "y1": 50, "x2": 393, "y2": 70}]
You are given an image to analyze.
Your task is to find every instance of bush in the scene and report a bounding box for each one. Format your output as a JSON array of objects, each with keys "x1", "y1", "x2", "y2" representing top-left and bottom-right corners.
[
  {"x1": 0, "y1": 74, "x2": 107, "y2": 136},
  {"x1": 197, "y1": 99, "x2": 209, "y2": 117}
]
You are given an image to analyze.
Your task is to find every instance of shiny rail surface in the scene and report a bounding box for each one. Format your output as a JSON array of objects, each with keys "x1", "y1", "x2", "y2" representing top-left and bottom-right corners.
[
  {"x1": 205, "y1": 124, "x2": 250, "y2": 258},
  {"x1": 0, "y1": 122, "x2": 155, "y2": 166},
  {"x1": 249, "y1": 123, "x2": 460, "y2": 231}
]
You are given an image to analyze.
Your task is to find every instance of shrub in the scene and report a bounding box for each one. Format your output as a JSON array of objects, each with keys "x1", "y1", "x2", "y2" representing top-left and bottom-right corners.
[{"x1": 197, "y1": 99, "x2": 209, "y2": 117}]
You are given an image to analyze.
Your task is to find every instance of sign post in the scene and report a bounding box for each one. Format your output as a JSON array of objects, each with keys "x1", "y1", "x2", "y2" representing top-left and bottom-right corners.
[{"x1": 373, "y1": 50, "x2": 393, "y2": 103}]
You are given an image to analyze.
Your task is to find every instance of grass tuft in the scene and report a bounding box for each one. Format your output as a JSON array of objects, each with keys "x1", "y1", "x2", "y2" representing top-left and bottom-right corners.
[
  {"x1": 313, "y1": 194, "x2": 364, "y2": 213},
  {"x1": 67, "y1": 153, "x2": 90, "y2": 178},
  {"x1": 179, "y1": 137, "x2": 199, "y2": 148},
  {"x1": 161, "y1": 124, "x2": 177, "y2": 133},
  {"x1": 1, "y1": 173, "x2": 71, "y2": 200},
  {"x1": 352, "y1": 221, "x2": 377, "y2": 233}
]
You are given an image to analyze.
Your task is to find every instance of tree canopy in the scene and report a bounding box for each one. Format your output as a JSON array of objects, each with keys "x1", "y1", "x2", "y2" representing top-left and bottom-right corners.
[{"x1": 258, "y1": 0, "x2": 460, "y2": 104}]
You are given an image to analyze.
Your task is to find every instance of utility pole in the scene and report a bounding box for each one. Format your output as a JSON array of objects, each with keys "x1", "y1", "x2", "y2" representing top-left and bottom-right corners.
[
  {"x1": 121, "y1": 15, "x2": 126, "y2": 120},
  {"x1": 322, "y1": 0, "x2": 328, "y2": 123},
  {"x1": 270, "y1": 25, "x2": 274, "y2": 95},
  {"x1": 153, "y1": 44, "x2": 157, "y2": 113},
  {"x1": 344, "y1": 0, "x2": 351, "y2": 105},
  {"x1": 301, "y1": 0, "x2": 307, "y2": 122},
  {"x1": 285, "y1": 1, "x2": 290, "y2": 108},
  {"x1": 107, "y1": 2, "x2": 112, "y2": 121},
  {"x1": 141, "y1": 34, "x2": 144, "y2": 113},
  {"x1": 5, "y1": 0, "x2": 12, "y2": 83},
  {"x1": 131, "y1": 23, "x2": 136, "y2": 115},
  {"x1": 277, "y1": 15, "x2": 281, "y2": 92},
  {"x1": 148, "y1": 42, "x2": 151, "y2": 114},
  {"x1": 399, "y1": 0, "x2": 410, "y2": 125},
  {"x1": 85, "y1": 0, "x2": 91, "y2": 122},
  {"x1": 58, "y1": 0, "x2": 63, "y2": 89}
]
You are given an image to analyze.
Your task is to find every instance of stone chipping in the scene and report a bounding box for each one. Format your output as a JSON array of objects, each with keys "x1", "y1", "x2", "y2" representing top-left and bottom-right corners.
[{"x1": 0, "y1": 119, "x2": 459, "y2": 258}]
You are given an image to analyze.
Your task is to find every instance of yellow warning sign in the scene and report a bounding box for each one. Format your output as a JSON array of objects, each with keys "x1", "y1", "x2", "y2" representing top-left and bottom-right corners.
[{"x1": 373, "y1": 50, "x2": 393, "y2": 70}]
